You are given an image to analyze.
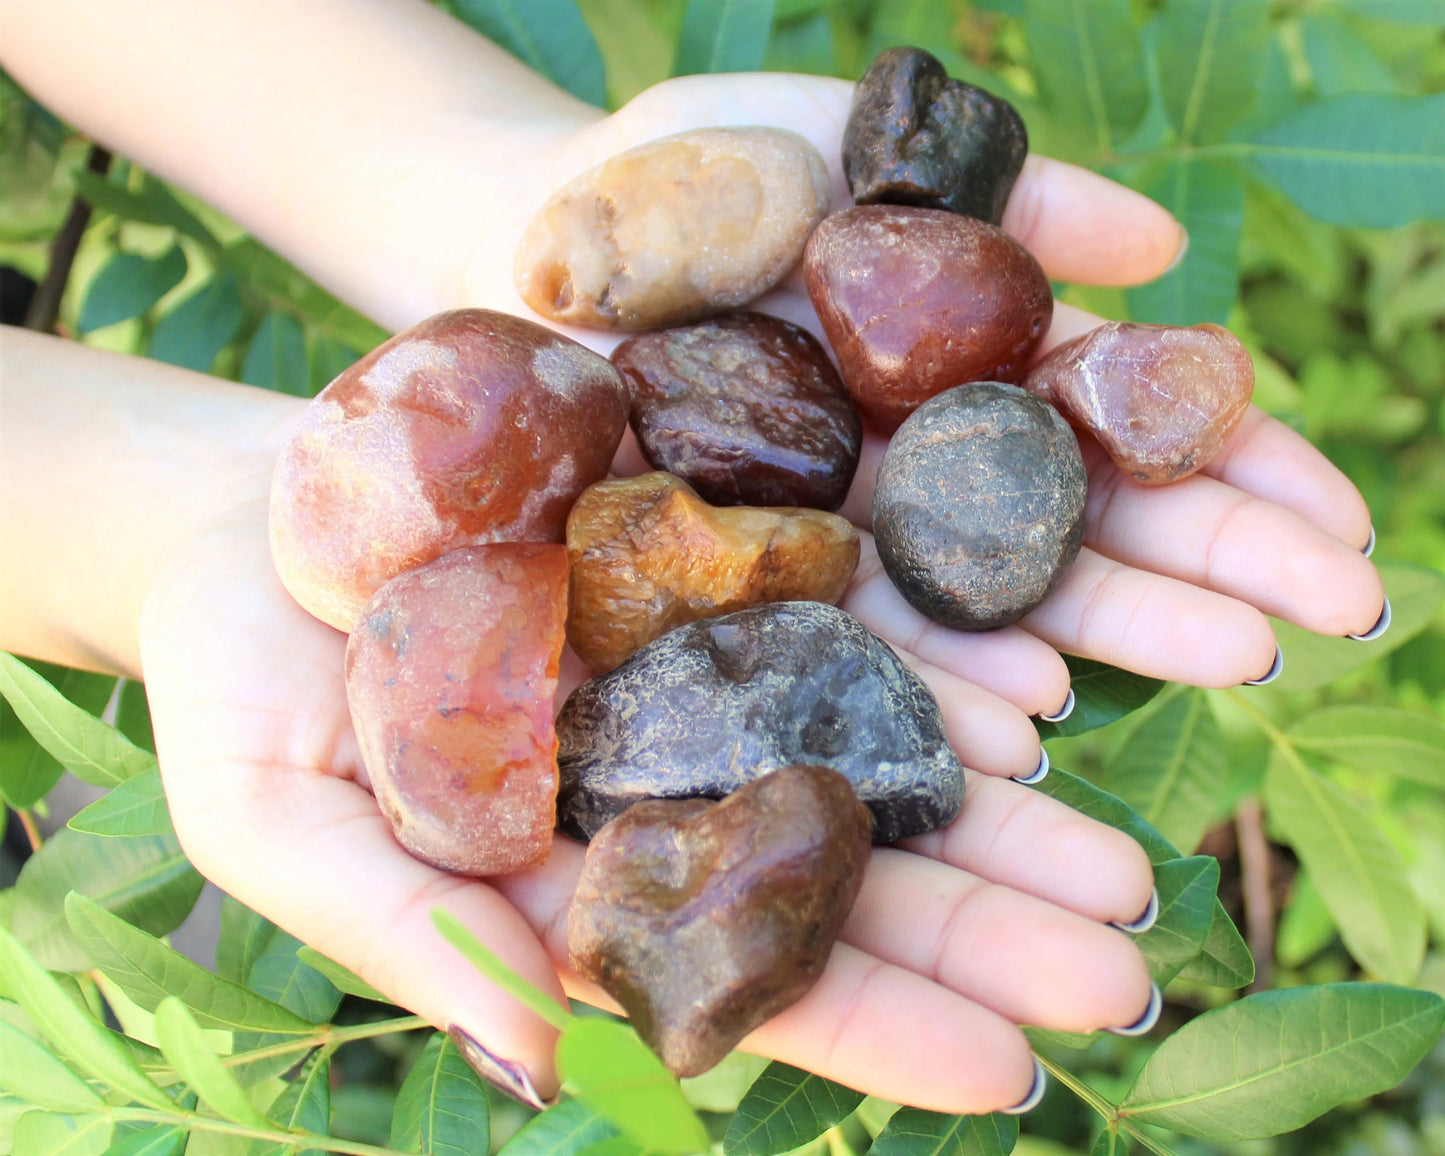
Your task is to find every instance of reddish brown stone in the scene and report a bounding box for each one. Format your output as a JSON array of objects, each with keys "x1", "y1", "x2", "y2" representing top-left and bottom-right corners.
[
  {"x1": 566, "y1": 473, "x2": 859, "y2": 673},
  {"x1": 514, "y1": 128, "x2": 830, "y2": 331},
  {"x1": 269, "y1": 309, "x2": 628, "y2": 631},
  {"x1": 345, "y1": 544, "x2": 569, "y2": 876},
  {"x1": 1023, "y1": 322, "x2": 1255, "y2": 484},
  {"x1": 613, "y1": 312, "x2": 862, "y2": 511},
  {"x1": 804, "y1": 204, "x2": 1053, "y2": 432},
  {"x1": 567, "y1": 764, "x2": 872, "y2": 1077}
]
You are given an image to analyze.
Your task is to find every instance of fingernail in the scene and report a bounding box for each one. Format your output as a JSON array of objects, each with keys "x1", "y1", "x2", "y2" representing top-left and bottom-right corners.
[
  {"x1": 1163, "y1": 227, "x2": 1190, "y2": 275},
  {"x1": 1000, "y1": 1057, "x2": 1048, "y2": 1116},
  {"x1": 1012, "y1": 747, "x2": 1050, "y2": 786},
  {"x1": 1107, "y1": 983, "x2": 1163, "y2": 1038},
  {"x1": 1362, "y1": 525, "x2": 1376, "y2": 558},
  {"x1": 1347, "y1": 597, "x2": 1391, "y2": 642},
  {"x1": 448, "y1": 1025, "x2": 552, "y2": 1111},
  {"x1": 1036, "y1": 687, "x2": 1075, "y2": 724},
  {"x1": 1242, "y1": 646, "x2": 1284, "y2": 687},
  {"x1": 1109, "y1": 888, "x2": 1160, "y2": 935}
]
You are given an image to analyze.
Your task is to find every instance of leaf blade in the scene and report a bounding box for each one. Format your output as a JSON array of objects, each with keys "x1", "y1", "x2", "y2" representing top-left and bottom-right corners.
[
  {"x1": 868, "y1": 1108, "x2": 1018, "y2": 1156},
  {"x1": 153, "y1": 998, "x2": 272, "y2": 1129},
  {"x1": 390, "y1": 1032, "x2": 490, "y2": 1156},
  {"x1": 66, "y1": 768, "x2": 173, "y2": 838},
  {"x1": 674, "y1": 0, "x2": 776, "y2": 75},
  {"x1": 1154, "y1": 0, "x2": 1270, "y2": 145},
  {"x1": 723, "y1": 1062, "x2": 865, "y2": 1156},
  {"x1": 450, "y1": 0, "x2": 607, "y2": 106}
]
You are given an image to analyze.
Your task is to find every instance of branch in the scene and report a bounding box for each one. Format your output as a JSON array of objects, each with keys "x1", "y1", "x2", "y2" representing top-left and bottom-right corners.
[{"x1": 23, "y1": 143, "x2": 112, "y2": 333}]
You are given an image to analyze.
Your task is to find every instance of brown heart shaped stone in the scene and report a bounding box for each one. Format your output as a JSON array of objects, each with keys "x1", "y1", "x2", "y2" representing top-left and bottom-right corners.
[{"x1": 567, "y1": 764, "x2": 872, "y2": 1077}]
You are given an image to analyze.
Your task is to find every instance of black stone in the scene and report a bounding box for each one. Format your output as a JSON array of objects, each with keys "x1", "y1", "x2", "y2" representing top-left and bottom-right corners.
[
  {"x1": 843, "y1": 46, "x2": 1028, "y2": 226},
  {"x1": 556, "y1": 601, "x2": 965, "y2": 845},
  {"x1": 872, "y1": 382, "x2": 1087, "y2": 632}
]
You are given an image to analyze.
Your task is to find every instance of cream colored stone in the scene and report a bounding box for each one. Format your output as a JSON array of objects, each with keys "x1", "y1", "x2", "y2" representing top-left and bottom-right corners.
[{"x1": 515, "y1": 127, "x2": 831, "y2": 331}]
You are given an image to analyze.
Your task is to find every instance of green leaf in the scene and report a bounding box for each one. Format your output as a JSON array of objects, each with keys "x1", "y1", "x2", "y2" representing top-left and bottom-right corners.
[
  {"x1": 1125, "y1": 157, "x2": 1243, "y2": 326},
  {"x1": 0, "y1": 1020, "x2": 105, "y2": 1112},
  {"x1": 0, "y1": 925, "x2": 173, "y2": 1111},
  {"x1": 241, "y1": 312, "x2": 309, "y2": 397},
  {"x1": 724, "y1": 1062, "x2": 864, "y2": 1156},
  {"x1": 1288, "y1": 705, "x2": 1445, "y2": 789},
  {"x1": 307, "y1": 335, "x2": 360, "y2": 396},
  {"x1": 148, "y1": 273, "x2": 245, "y2": 373},
  {"x1": 1135, "y1": 856, "x2": 1219, "y2": 987},
  {"x1": 1023, "y1": 0, "x2": 1147, "y2": 158},
  {"x1": 1248, "y1": 94, "x2": 1445, "y2": 228},
  {"x1": 450, "y1": 0, "x2": 607, "y2": 106},
  {"x1": 294, "y1": 948, "x2": 390, "y2": 1005},
  {"x1": 498, "y1": 1098, "x2": 625, "y2": 1156},
  {"x1": 674, "y1": 0, "x2": 775, "y2": 75},
  {"x1": 12, "y1": 1111, "x2": 114, "y2": 1156},
  {"x1": 67, "y1": 769, "x2": 173, "y2": 838},
  {"x1": 869, "y1": 1109, "x2": 1017, "y2": 1156},
  {"x1": 64, "y1": 895, "x2": 313, "y2": 1035},
  {"x1": 11, "y1": 829, "x2": 203, "y2": 972},
  {"x1": 215, "y1": 899, "x2": 278, "y2": 986},
  {"x1": 556, "y1": 1018, "x2": 710, "y2": 1155},
  {"x1": 239, "y1": 929, "x2": 341, "y2": 1026},
  {"x1": 1336, "y1": 0, "x2": 1445, "y2": 21},
  {"x1": 390, "y1": 1032, "x2": 490, "y2": 1156},
  {"x1": 1119, "y1": 984, "x2": 1445, "y2": 1140},
  {"x1": 1102, "y1": 689, "x2": 1226, "y2": 854},
  {"x1": 1036, "y1": 769, "x2": 1253, "y2": 987},
  {"x1": 1034, "y1": 658, "x2": 1164, "y2": 740},
  {"x1": 431, "y1": 910, "x2": 571, "y2": 1030},
  {"x1": 1276, "y1": 870, "x2": 1336, "y2": 969},
  {"x1": 71, "y1": 171, "x2": 219, "y2": 249},
  {"x1": 1154, "y1": 0, "x2": 1270, "y2": 145},
  {"x1": 1090, "y1": 1128, "x2": 1126, "y2": 1156},
  {"x1": 1300, "y1": 13, "x2": 1398, "y2": 98},
  {"x1": 153, "y1": 999, "x2": 271, "y2": 1129},
  {"x1": 115, "y1": 681, "x2": 155, "y2": 754},
  {"x1": 1264, "y1": 749, "x2": 1425, "y2": 984},
  {"x1": 1269, "y1": 561, "x2": 1445, "y2": 691},
  {"x1": 0, "y1": 653, "x2": 152, "y2": 789},
  {"x1": 77, "y1": 246, "x2": 187, "y2": 334},
  {"x1": 764, "y1": 12, "x2": 836, "y2": 75},
  {"x1": 103, "y1": 1124, "x2": 189, "y2": 1156},
  {"x1": 246, "y1": 1051, "x2": 330, "y2": 1156},
  {"x1": 0, "y1": 662, "x2": 117, "y2": 809},
  {"x1": 1175, "y1": 904, "x2": 1255, "y2": 988}
]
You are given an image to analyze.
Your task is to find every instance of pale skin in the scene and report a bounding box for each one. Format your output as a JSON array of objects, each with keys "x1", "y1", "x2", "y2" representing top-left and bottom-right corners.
[{"x1": 0, "y1": 0, "x2": 1386, "y2": 1114}]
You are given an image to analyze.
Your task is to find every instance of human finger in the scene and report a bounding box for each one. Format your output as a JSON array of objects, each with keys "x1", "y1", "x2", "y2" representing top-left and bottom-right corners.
[
  {"x1": 1083, "y1": 444, "x2": 1386, "y2": 638},
  {"x1": 844, "y1": 847, "x2": 1154, "y2": 1033},
  {"x1": 843, "y1": 533, "x2": 1073, "y2": 719},
  {"x1": 902, "y1": 772, "x2": 1156, "y2": 926},
  {"x1": 1020, "y1": 547, "x2": 1280, "y2": 687},
  {"x1": 497, "y1": 842, "x2": 1041, "y2": 1115}
]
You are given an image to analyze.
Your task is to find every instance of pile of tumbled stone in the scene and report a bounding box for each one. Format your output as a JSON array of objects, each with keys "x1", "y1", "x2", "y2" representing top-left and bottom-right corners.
[{"x1": 268, "y1": 45, "x2": 1254, "y2": 1077}]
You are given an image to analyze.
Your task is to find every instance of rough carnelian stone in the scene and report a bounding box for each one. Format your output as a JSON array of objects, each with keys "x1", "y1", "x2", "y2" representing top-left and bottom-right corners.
[
  {"x1": 345, "y1": 544, "x2": 568, "y2": 876},
  {"x1": 270, "y1": 309, "x2": 628, "y2": 631},
  {"x1": 568, "y1": 764, "x2": 871, "y2": 1077},
  {"x1": 1022, "y1": 321, "x2": 1255, "y2": 484},
  {"x1": 804, "y1": 204, "x2": 1052, "y2": 432},
  {"x1": 566, "y1": 472, "x2": 860, "y2": 672}
]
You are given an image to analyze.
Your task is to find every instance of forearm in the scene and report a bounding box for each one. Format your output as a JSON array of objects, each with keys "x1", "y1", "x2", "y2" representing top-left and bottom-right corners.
[
  {"x1": 0, "y1": 0, "x2": 602, "y2": 330},
  {"x1": 0, "y1": 326, "x2": 300, "y2": 675}
]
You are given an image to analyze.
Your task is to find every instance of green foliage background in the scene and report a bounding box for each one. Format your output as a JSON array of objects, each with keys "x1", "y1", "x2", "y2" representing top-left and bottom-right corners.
[{"x1": 2, "y1": 1, "x2": 1444, "y2": 1155}]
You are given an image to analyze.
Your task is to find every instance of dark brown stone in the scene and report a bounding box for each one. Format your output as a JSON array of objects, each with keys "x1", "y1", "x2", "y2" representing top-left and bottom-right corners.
[
  {"x1": 872, "y1": 383, "x2": 1086, "y2": 631},
  {"x1": 843, "y1": 46, "x2": 1028, "y2": 225},
  {"x1": 566, "y1": 472, "x2": 860, "y2": 673},
  {"x1": 567, "y1": 764, "x2": 872, "y2": 1077},
  {"x1": 345, "y1": 544, "x2": 569, "y2": 876},
  {"x1": 613, "y1": 312, "x2": 862, "y2": 510},
  {"x1": 804, "y1": 205, "x2": 1052, "y2": 432},
  {"x1": 1023, "y1": 322, "x2": 1255, "y2": 485},
  {"x1": 556, "y1": 601, "x2": 965, "y2": 844},
  {"x1": 270, "y1": 309, "x2": 628, "y2": 631}
]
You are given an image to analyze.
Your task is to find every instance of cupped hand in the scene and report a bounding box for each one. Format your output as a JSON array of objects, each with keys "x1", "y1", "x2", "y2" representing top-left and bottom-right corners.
[{"x1": 144, "y1": 69, "x2": 1377, "y2": 1116}]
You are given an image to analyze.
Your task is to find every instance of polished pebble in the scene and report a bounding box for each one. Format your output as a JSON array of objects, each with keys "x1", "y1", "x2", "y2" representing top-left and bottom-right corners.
[
  {"x1": 269, "y1": 309, "x2": 627, "y2": 631},
  {"x1": 804, "y1": 204, "x2": 1052, "y2": 432},
  {"x1": 614, "y1": 311, "x2": 862, "y2": 510},
  {"x1": 566, "y1": 472, "x2": 860, "y2": 672},
  {"x1": 1023, "y1": 321, "x2": 1255, "y2": 484},
  {"x1": 568, "y1": 764, "x2": 872, "y2": 1077},
  {"x1": 345, "y1": 544, "x2": 569, "y2": 876},
  {"x1": 515, "y1": 128, "x2": 830, "y2": 331},
  {"x1": 873, "y1": 383, "x2": 1087, "y2": 631},
  {"x1": 556, "y1": 601, "x2": 965, "y2": 845}
]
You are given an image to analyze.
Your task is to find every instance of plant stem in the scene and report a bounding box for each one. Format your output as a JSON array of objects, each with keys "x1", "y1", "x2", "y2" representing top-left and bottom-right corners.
[
  {"x1": 1120, "y1": 1122, "x2": 1183, "y2": 1156},
  {"x1": 221, "y1": 1014, "x2": 429, "y2": 1071},
  {"x1": 1235, "y1": 795, "x2": 1275, "y2": 992},
  {"x1": 1034, "y1": 1054, "x2": 1115, "y2": 1121},
  {"x1": 110, "y1": 1108, "x2": 416, "y2": 1156},
  {"x1": 16, "y1": 808, "x2": 43, "y2": 852},
  {"x1": 24, "y1": 143, "x2": 112, "y2": 333}
]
